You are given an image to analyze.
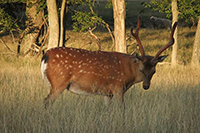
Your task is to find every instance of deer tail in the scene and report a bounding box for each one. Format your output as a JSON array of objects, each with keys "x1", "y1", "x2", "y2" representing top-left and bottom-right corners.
[{"x1": 41, "y1": 54, "x2": 49, "y2": 79}]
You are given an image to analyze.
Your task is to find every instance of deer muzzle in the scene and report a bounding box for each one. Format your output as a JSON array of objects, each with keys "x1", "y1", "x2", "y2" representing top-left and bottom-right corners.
[
  {"x1": 143, "y1": 85, "x2": 149, "y2": 90},
  {"x1": 143, "y1": 80, "x2": 150, "y2": 90}
]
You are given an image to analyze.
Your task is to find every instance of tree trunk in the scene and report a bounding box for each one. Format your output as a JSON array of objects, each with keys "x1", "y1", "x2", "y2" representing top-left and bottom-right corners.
[
  {"x1": 59, "y1": 0, "x2": 66, "y2": 47},
  {"x1": 171, "y1": 0, "x2": 178, "y2": 66},
  {"x1": 112, "y1": 0, "x2": 126, "y2": 53},
  {"x1": 191, "y1": 17, "x2": 200, "y2": 65},
  {"x1": 24, "y1": 1, "x2": 43, "y2": 55},
  {"x1": 47, "y1": 0, "x2": 59, "y2": 49}
]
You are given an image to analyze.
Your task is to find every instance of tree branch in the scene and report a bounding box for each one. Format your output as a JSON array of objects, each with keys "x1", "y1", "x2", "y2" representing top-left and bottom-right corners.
[
  {"x1": 102, "y1": 20, "x2": 115, "y2": 51},
  {"x1": 0, "y1": 39, "x2": 16, "y2": 53},
  {"x1": 88, "y1": 27, "x2": 101, "y2": 51}
]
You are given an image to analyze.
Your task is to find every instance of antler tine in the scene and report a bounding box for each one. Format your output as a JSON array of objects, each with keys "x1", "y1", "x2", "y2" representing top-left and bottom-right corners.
[
  {"x1": 131, "y1": 17, "x2": 145, "y2": 56},
  {"x1": 153, "y1": 22, "x2": 178, "y2": 60}
]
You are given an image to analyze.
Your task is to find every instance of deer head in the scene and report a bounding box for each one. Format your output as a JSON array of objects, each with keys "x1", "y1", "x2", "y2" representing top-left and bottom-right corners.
[{"x1": 131, "y1": 17, "x2": 177, "y2": 89}]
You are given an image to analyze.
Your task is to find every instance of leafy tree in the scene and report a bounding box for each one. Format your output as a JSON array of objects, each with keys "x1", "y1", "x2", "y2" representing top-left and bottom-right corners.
[
  {"x1": 67, "y1": 0, "x2": 115, "y2": 50},
  {"x1": 0, "y1": 8, "x2": 19, "y2": 32},
  {"x1": 72, "y1": 11, "x2": 104, "y2": 32},
  {"x1": 178, "y1": 0, "x2": 200, "y2": 26},
  {"x1": 0, "y1": 1, "x2": 27, "y2": 33},
  {"x1": 0, "y1": 0, "x2": 46, "y2": 32},
  {"x1": 47, "y1": 0, "x2": 110, "y2": 49},
  {"x1": 0, "y1": 0, "x2": 46, "y2": 56},
  {"x1": 1, "y1": 0, "x2": 122, "y2": 52},
  {"x1": 143, "y1": 0, "x2": 200, "y2": 26},
  {"x1": 69, "y1": 0, "x2": 106, "y2": 32}
]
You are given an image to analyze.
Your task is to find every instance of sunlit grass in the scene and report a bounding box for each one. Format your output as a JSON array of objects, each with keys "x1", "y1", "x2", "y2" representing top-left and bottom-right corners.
[
  {"x1": 0, "y1": 53, "x2": 200, "y2": 132},
  {"x1": 0, "y1": 25, "x2": 199, "y2": 132}
]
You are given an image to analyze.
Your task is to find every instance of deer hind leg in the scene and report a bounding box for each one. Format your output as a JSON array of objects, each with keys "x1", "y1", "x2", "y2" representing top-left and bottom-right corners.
[{"x1": 44, "y1": 84, "x2": 68, "y2": 109}]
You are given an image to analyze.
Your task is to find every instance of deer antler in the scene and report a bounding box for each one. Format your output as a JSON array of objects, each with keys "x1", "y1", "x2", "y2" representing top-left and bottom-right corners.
[
  {"x1": 131, "y1": 17, "x2": 145, "y2": 56},
  {"x1": 153, "y1": 22, "x2": 178, "y2": 60}
]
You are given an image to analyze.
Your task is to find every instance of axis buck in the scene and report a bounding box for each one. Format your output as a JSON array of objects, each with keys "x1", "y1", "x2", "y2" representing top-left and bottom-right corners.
[{"x1": 41, "y1": 17, "x2": 177, "y2": 108}]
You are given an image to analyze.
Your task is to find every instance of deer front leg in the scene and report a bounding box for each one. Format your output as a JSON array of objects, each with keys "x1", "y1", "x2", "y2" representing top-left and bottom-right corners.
[
  {"x1": 104, "y1": 96, "x2": 113, "y2": 106},
  {"x1": 112, "y1": 90, "x2": 126, "y2": 120},
  {"x1": 112, "y1": 90, "x2": 125, "y2": 108}
]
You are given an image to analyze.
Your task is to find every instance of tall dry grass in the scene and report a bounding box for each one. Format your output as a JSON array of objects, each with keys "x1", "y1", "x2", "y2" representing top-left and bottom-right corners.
[
  {"x1": 0, "y1": 27, "x2": 199, "y2": 132},
  {"x1": 0, "y1": 54, "x2": 200, "y2": 133}
]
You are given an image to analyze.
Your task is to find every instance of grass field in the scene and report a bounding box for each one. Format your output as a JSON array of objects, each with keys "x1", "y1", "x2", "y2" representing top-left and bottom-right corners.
[
  {"x1": 1, "y1": 26, "x2": 200, "y2": 133},
  {"x1": 0, "y1": 54, "x2": 200, "y2": 133}
]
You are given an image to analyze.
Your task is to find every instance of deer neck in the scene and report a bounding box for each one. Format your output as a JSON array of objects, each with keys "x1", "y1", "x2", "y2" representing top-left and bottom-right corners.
[{"x1": 131, "y1": 60, "x2": 143, "y2": 84}]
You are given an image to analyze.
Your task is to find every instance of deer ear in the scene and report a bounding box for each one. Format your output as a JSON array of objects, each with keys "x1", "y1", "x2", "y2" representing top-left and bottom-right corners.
[
  {"x1": 157, "y1": 55, "x2": 168, "y2": 62},
  {"x1": 136, "y1": 54, "x2": 147, "y2": 63},
  {"x1": 151, "y1": 55, "x2": 168, "y2": 65}
]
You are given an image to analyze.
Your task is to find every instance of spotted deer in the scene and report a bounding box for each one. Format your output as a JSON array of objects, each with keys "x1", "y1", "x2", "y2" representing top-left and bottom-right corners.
[{"x1": 41, "y1": 17, "x2": 177, "y2": 108}]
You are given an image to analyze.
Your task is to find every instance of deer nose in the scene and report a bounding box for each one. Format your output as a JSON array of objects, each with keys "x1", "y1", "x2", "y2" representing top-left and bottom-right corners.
[{"x1": 143, "y1": 85, "x2": 149, "y2": 90}]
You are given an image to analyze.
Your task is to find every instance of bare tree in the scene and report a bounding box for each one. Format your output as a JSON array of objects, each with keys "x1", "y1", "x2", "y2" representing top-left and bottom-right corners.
[
  {"x1": 23, "y1": 1, "x2": 43, "y2": 55},
  {"x1": 191, "y1": 17, "x2": 200, "y2": 65},
  {"x1": 112, "y1": 0, "x2": 126, "y2": 53},
  {"x1": 47, "y1": 0, "x2": 59, "y2": 49},
  {"x1": 59, "y1": 0, "x2": 66, "y2": 47},
  {"x1": 171, "y1": 0, "x2": 178, "y2": 66}
]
